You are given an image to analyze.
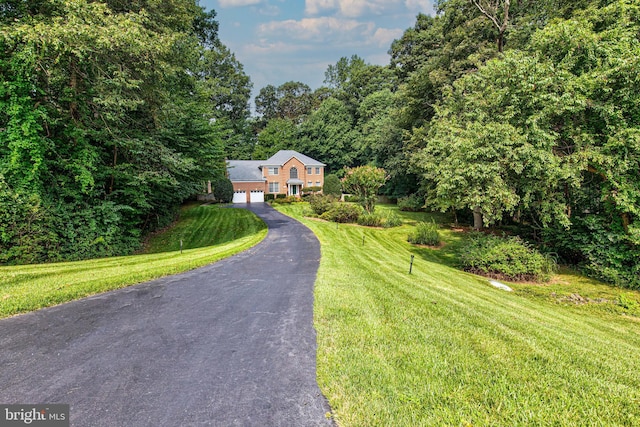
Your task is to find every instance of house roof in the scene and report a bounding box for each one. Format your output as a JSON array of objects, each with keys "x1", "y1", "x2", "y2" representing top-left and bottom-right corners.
[
  {"x1": 262, "y1": 150, "x2": 326, "y2": 167},
  {"x1": 226, "y1": 160, "x2": 266, "y2": 182}
]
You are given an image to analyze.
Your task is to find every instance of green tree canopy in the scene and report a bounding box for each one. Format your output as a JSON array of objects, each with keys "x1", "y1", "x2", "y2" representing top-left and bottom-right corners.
[{"x1": 342, "y1": 166, "x2": 387, "y2": 213}]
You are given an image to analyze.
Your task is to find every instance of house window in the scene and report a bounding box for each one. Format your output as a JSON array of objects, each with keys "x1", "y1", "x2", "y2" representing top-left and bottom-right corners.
[
  {"x1": 307, "y1": 181, "x2": 312, "y2": 187},
  {"x1": 315, "y1": 167, "x2": 321, "y2": 174},
  {"x1": 269, "y1": 182, "x2": 279, "y2": 193},
  {"x1": 268, "y1": 167, "x2": 279, "y2": 175},
  {"x1": 316, "y1": 181, "x2": 321, "y2": 186},
  {"x1": 290, "y1": 167, "x2": 298, "y2": 179},
  {"x1": 306, "y1": 167, "x2": 312, "y2": 174}
]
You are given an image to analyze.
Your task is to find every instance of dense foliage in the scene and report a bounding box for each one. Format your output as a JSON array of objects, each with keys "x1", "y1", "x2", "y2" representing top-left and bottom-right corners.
[
  {"x1": 341, "y1": 166, "x2": 387, "y2": 213},
  {"x1": 2, "y1": 0, "x2": 637, "y2": 288},
  {"x1": 0, "y1": 0, "x2": 250, "y2": 263},
  {"x1": 245, "y1": 0, "x2": 638, "y2": 289},
  {"x1": 212, "y1": 177, "x2": 234, "y2": 204},
  {"x1": 320, "y1": 203, "x2": 363, "y2": 224},
  {"x1": 460, "y1": 233, "x2": 556, "y2": 282}
]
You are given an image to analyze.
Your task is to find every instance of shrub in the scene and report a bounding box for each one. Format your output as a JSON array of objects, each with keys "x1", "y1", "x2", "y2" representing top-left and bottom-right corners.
[
  {"x1": 408, "y1": 221, "x2": 441, "y2": 246},
  {"x1": 461, "y1": 233, "x2": 556, "y2": 282},
  {"x1": 343, "y1": 195, "x2": 360, "y2": 203},
  {"x1": 358, "y1": 211, "x2": 402, "y2": 228},
  {"x1": 265, "y1": 194, "x2": 275, "y2": 202},
  {"x1": 383, "y1": 211, "x2": 402, "y2": 228},
  {"x1": 323, "y1": 174, "x2": 342, "y2": 197},
  {"x1": 320, "y1": 203, "x2": 363, "y2": 223},
  {"x1": 309, "y1": 194, "x2": 337, "y2": 216},
  {"x1": 303, "y1": 186, "x2": 322, "y2": 194},
  {"x1": 275, "y1": 194, "x2": 287, "y2": 199},
  {"x1": 357, "y1": 213, "x2": 384, "y2": 227},
  {"x1": 398, "y1": 194, "x2": 425, "y2": 212},
  {"x1": 212, "y1": 177, "x2": 234, "y2": 203},
  {"x1": 543, "y1": 215, "x2": 640, "y2": 289},
  {"x1": 272, "y1": 195, "x2": 300, "y2": 204}
]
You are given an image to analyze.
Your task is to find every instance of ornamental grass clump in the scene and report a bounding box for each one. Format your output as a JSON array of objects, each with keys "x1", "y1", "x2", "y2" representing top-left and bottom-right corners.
[
  {"x1": 357, "y1": 211, "x2": 402, "y2": 228},
  {"x1": 408, "y1": 221, "x2": 441, "y2": 246},
  {"x1": 461, "y1": 233, "x2": 556, "y2": 282}
]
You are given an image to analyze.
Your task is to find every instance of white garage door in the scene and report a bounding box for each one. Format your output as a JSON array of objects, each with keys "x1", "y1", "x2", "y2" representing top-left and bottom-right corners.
[
  {"x1": 250, "y1": 190, "x2": 264, "y2": 203},
  {"x1": 232, "y1": 191, "x2": 247, "y2": 203}
]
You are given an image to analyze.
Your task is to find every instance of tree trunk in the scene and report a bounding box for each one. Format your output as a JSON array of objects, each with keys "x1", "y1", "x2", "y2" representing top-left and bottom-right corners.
[{"x1": 473, "y1": 206, "x2": 483, "y2": 230}]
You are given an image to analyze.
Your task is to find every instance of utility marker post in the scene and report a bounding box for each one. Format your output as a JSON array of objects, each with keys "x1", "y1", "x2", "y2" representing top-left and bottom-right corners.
[
  {"x1": 409, "y1": 255, "x2": 415, "y2": 274},
  {"x1": 180, "y1": 239, "x2": 183, "y2": 254}
]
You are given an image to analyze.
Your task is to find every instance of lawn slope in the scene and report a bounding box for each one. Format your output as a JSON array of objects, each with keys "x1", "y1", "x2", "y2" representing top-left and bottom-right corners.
[
  {"x1": 276, "y1": 203, "x2": 640, "y2": 427},
  {"x1": 0, "y1": 204, "x2": 267, "y2": 318}
]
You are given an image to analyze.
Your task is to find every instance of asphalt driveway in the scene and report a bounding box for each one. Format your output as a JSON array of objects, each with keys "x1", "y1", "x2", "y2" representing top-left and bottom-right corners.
[{"x1": 0, "y1": 203, "x2": 333, "y2": 426}]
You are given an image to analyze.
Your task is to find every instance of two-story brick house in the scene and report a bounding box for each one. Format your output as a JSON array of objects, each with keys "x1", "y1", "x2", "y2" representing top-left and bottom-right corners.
[{"x1": 227, "y1": 150, "x2": 326, "y2": 203}]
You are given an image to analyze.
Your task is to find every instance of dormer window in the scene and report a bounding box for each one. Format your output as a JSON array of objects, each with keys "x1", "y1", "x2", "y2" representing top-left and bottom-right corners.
[
  {"x1": 290, "y1": 167, "x2": 298, "y2": 179},
  {"x1": 268, "y1": 167, "x2": 279, "y2": 175}
]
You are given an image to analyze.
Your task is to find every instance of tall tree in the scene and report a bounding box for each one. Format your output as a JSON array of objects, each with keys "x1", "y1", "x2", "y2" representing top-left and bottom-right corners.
[
  {"x1": 413, "y1": 0, "x2": 640, "y2": 285},
  {"x1": 0, "y1": 0, "x2": 231, "y2": 262},
  {"x1": 296, "y1": 97, "x2": 359, "y2": 173},
  {"x1": 471, "y1": 0, "x2": 512, "y2": 52}
]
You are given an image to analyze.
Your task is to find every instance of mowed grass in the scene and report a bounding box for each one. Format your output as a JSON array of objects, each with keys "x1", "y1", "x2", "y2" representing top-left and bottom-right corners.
[
  {"x1": 0, "y1": 204, "x2": 267, "y2": 318},
  {"x1": 275, "y1": 203, "x2": 640, "y2": 427}
]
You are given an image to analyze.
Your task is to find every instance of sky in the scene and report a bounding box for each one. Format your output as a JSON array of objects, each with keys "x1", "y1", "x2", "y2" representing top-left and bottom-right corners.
[{"x1": 199, "y1": 0, "x2": 436, "y2": 98}]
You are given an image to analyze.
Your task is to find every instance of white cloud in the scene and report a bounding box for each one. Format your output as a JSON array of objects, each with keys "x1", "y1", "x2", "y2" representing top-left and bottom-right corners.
[
  {"x1": 259, "y1": 4, "x2": 281, "y2": 16},
  {"x1": 305, "y1": 0, "x2": 337, "y2": 15},
  {"x1": 305, "y1": 0, "x2": 424, "y2": 18},
  {"x1": 405, "y1": 0, "x2": 436, "y2": 14},
  {"x1": 218, "y1": 0, "x2": 262, "y2": 7},
  {"x1": 372, "y1": 27, "x2": 404, "y2": 48},
  {"x1": 258, "y1": 17, "x2": 374, "y2": 43}
]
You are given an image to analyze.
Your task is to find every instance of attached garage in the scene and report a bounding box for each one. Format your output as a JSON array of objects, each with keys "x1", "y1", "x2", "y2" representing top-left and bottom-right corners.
[
  {"x1": 250, "y1": 190, "x2": 264, "y2": 203},
  {"x1": 232, "y1": 191, "x2": 247, "y2": 203}
]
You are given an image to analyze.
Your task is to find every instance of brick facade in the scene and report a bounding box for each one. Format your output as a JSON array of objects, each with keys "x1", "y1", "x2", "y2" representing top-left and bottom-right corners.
[
  {"x1": 264, "y1": 157, "x2": 324, "y2": 196},
  {"x1": 227, "y1": 151, "x2": 325, "y2": 202}
]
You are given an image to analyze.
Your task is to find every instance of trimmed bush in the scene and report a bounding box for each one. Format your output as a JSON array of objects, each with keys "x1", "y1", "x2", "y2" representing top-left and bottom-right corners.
[
  {"x1": 461, "y1": 233, "x2": 556, "y2": 282},
  {"x1": 272, "y1": 195, "x2": 301, "y2": 204},
  {"x1": 265, "y1": 194, "x2": 275, "y2": 202},
  {"x1": 212, "y1": 177, "x2": 234, "y2": 203},
  {"x1": 321, "y1": 203, "x2": 363, "y2": 223},
  {"x1": 323, "y1": 174, "x2": 342, "y2": 197},
  {"x1": 303, "y1": 186, "x2": 322, "y2": 195},
  {"x1": 309, "y1": 194, "x2": 337, "y2": 216},
  {"x1": 408, "y1": 221, "x2": 441, "y2": 246}
]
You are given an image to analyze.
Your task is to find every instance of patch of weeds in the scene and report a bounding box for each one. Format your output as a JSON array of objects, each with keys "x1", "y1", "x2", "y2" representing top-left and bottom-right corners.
[{"x1": 618, "y1": 292, "x2": 640, "y2": 315}]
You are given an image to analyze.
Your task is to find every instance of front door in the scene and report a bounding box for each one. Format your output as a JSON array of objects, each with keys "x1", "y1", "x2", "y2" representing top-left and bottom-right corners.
[{"x1": 291, "y1": 185, "x2": 298, "y2": 196}]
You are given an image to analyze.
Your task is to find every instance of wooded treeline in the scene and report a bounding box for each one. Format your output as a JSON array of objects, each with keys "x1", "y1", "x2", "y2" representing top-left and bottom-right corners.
[
  {"x1": 1, "y1": 0, "x2": 638, "y2": 288},
  {"x1": 1, "y1": 0, "x2": 252, "y2": 263},
  {"x1": 246, "y1": 0, "x2": 639, "y2": 288}
]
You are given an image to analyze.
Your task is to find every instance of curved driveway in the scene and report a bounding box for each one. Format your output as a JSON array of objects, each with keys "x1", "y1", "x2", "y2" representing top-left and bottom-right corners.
[{"x1": 0, "y1": 203, "x2": 333, "y2": 426}]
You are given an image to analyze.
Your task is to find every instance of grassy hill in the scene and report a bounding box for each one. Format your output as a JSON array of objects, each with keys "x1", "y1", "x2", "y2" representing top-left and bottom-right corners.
[
  {"x1": 275, "y1": 203, "x2": 640, "y2": 427},
  {"x1": 0, "y1": 204, "x2": 267, "y2": 318}
]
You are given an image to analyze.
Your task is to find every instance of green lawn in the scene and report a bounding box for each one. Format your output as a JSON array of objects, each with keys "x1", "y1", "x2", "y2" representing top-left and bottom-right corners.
[
  {"x1": 0, "y1": 203, "x2": 267, "y2": 318},
  {"x1": 275, "y1": 203, "x2": 640, "y2": 427}
]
